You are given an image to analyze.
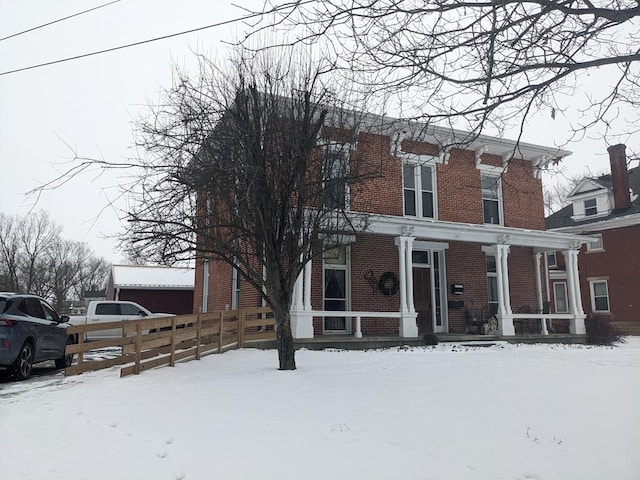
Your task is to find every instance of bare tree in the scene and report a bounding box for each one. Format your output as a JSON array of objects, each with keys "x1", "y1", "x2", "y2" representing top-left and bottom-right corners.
[
  {"x1": 0, "y1": 214, "x2": 21, "y2": 291},
  {"x1": 247, "y1": 1, "x2": 640, "y2": 149},
  {"x1": 0, "y1": 211, "x2": 110, "y2": 308},
  {"x1": 114, "y1": 49, "x2": 380, "y2": 370}
]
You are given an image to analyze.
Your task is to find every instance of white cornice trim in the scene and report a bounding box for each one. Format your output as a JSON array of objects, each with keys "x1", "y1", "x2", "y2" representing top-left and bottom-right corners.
[{"x1": 365, "y1": 214, "x2": 595, "y2": 250}]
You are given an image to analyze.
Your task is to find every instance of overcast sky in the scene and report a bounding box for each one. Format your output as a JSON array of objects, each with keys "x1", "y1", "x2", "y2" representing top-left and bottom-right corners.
[{"x1": 1, "y1": 1, "x2": 637, "y2": 265}]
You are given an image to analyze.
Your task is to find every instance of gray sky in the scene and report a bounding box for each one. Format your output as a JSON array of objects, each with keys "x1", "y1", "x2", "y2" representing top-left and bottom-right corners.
[{"x1": 1, "y1": 1, "x2": 636, "y2": 264}]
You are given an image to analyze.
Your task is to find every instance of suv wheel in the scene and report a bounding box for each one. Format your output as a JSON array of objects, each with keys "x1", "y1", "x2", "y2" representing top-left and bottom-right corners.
[
  {"x1": 11, "y1": 341, "x2": 34, "y2": 381},
  {"x1": 55, "y1": 337, "x2": 75, "y2": 369}
]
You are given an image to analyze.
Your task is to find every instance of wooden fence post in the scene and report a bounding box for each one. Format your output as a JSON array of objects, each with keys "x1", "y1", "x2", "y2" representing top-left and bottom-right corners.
[
  {"x1": 238, "y1": 308, "x2": 245, "y2": 348},
  {"x1": 196, "y1": 314, "x2": 202, "y2": 360},
  {"x1": 134, "y1": 322, "x2": 142, "y2": 374},
  {"x1": 218, "y1": 311, "x2": 224, "y2": 353},
  {"x1": 170, "y1": 316, "x2": 177, "y2": 367},
  {"x1": 76, "y1": 331, "x2": 84, "y2": 370}
]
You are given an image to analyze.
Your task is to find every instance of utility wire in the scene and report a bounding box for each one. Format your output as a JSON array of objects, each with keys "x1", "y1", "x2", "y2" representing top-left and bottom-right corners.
[
  {"x1": 0, "y1": 0, "x2": 121, "y2": 43},
  {"x1": 0, "y1": 1, "x2": 315, "y2": 77}
]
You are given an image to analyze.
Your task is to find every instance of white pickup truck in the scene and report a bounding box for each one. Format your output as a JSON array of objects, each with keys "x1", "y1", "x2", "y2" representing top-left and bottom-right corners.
[{"x1": 68, "y1": 300, "x2": 172, "y2": 340}]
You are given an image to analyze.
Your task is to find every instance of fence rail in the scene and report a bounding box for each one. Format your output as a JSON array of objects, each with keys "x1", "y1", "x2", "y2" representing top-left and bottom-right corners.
[{"x1": 65, "y1": 307, "x2": 276, "y2": 378}]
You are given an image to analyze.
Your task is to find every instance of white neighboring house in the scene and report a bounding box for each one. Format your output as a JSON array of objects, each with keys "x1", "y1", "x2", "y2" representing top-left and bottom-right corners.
[{"x1": 106, "y1": 265, "x2": 195, "y2": 315}]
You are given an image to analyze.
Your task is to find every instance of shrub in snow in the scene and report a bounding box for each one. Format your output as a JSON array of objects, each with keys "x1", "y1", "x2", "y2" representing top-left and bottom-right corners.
[
  {"x1": 422, "y1": 332, "x2": 439, "y2": 346},
  {"x1": 585, "y1": 314, "x2": 624, "y2": 346}
]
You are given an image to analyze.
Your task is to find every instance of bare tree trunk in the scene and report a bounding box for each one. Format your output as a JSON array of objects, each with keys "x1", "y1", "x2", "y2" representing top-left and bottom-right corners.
[{"x1": 274, "y1": 307, "x2": 296, "y2": 370}]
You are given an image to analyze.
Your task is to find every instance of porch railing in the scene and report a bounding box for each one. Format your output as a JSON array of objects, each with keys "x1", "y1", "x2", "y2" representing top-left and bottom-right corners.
[{"x1": 309, "y1": 311, "x2": 405, "y2": 338}]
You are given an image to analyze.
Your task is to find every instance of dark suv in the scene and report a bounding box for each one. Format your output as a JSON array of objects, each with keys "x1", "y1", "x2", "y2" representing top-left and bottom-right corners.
[{"x1": 0, "y1": 293, "x2": 75, "y2": 380}]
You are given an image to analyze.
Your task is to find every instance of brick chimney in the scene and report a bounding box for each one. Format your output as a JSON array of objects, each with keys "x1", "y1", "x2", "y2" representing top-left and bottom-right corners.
[{"x1": 607, "y1": 143, "x2": 631, "y2": 210}]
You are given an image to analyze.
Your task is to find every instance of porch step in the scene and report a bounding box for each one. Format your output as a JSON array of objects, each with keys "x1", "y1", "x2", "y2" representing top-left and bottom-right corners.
[{"x1": 247, "y1": 333, "x2": 586, "y2": 352}]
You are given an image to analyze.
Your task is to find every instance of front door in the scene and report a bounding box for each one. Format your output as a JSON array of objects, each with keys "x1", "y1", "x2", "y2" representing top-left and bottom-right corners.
[{"x1": 413, "y1": 268, "x2": 432, "y2": 335}]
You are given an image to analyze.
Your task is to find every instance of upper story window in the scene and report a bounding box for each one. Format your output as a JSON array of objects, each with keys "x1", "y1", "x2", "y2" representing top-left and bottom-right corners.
[
  {"x1": 403, "y1": 163, "x2": 435, "y2": 218},
  {"x1": 323, "y1": 146, "x2": 349, "y2": 210},
  {"x1": 584, "y1": 198, "x2": 598, "y2": 216},
  {"x1": 587, "y1": 233, "x2": 604, "y2": 252},
  {"x1": 481, "y1": 174, "x2": 501, "y2": 225},
  {"x1": 547, "y1": 251, "x2": 557, "y2": 268}
]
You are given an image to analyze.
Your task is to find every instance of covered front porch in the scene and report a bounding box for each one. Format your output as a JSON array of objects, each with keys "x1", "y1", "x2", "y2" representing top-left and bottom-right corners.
[{"x1": 290, "y1": 215, "x2": 596, "y2": 340}]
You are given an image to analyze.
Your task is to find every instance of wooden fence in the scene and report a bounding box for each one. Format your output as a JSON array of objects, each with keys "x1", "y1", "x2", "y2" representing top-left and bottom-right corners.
[{"x1": 65, "y1": 307, "x2": 276, "y2": 378}]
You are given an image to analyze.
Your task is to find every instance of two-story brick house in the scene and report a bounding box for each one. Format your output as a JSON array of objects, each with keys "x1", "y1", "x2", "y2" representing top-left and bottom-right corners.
[
  {"x1": 194, "y1": 115, "x2": 593, "y2": 339},
  {"x1": 546, "y1": 144, "x2": 640, "y2": 334}
]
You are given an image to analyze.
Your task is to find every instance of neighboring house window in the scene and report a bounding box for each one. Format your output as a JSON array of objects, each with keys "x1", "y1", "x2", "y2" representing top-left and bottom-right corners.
[
  {"x1": 553, "y1": 282, "x2": 568, "y2": 313},
  {"x1": 584, "y1": 198, "x2": 598, "y2": 216},
  {"x1": 587, "y1": 234, "x2": 604, "y2": 252},
  {"x1": 481, "y1": 174, "x2": 501, "y2": 225},
  {"x1": 323, "y1": 146, "x2": 349, "y2": 210},
  {"x1": 486, "y1": 255, "x2": 498, "y2": 315},
  {"x1": 323, "y1": 245, "x2": 349, "y2": 332},
  {"x1": 403, "y1": 163, "x2": 435, "y2": 218},
  {"x1": 547, "y1": 251, "x2": 557, "y2": 268},
  {"x1": 590, "y1": 280, "x2": 610, "y2": 312}
]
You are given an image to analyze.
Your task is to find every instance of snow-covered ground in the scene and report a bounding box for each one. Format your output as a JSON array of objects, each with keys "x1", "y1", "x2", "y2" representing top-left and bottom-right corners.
[{"x1": 1, "y1": 338, "x2": 639, "y2": 480}]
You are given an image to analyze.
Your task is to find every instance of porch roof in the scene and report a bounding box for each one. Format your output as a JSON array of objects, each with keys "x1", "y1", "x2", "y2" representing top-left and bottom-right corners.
[{"x1": 367, "y1": 215, "x2": 596, "y2": 251}]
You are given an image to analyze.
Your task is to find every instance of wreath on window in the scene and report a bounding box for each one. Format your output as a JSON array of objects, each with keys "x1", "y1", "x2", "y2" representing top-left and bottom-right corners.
[{"x1": 378, "y1": 271, "x2": 399, "y2": 296}]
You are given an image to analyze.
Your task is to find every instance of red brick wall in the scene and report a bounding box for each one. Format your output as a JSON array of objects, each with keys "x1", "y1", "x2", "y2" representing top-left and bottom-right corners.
[
  {"x1": 578, "y1": 225, "x2": 640, "y2": 324},
  {"x1": 194, "y1": 130, "x2": 547, "y2": 334}
]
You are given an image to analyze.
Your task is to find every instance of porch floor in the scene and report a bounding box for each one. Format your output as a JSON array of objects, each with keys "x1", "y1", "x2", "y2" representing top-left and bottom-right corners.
[{"x1": 249, "y1": 333, "x2": 586, "y2": 351}]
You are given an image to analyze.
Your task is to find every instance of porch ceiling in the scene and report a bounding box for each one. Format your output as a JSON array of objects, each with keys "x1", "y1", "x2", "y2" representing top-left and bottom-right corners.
[{"x1": 367, "y1": 215, "x2": 596, "y2": 251}]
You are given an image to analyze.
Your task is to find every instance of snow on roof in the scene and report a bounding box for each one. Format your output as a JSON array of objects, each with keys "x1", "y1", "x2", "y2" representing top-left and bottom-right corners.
[{"x1": 111, "y1": 264, "x2": 194, "y2": 289}]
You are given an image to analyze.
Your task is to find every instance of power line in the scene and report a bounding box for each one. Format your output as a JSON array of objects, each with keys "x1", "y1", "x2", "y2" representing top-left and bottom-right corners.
[
  {"x1": 0, "y1": 1, "x2": 315, "y2": 77},
  {"x1": 0, "y1": 0, "x2": 121, "y2": 43}
]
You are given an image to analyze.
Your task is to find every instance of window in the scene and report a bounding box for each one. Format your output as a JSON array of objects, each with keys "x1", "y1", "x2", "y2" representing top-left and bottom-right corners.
[
  {"x1": 41, "y1": 301, "x2": 60, "y2": 322},
  {"x1": 547, "y1": 251, "x2": 557, "y2": 268},
  {"x1": 584, "y1": 198, "x2": 597, "y2": 216},
  {"x1": 26, "y1": 298, "x2": 45, "y2": 319},
  {"x1": 121, "y1": 303, "x2": 145, "y2": 316},
  {"x1": 590, "y1": 280, "x2": 610, "y2": 312},
  {"x1": 323, "y1": 146, "x2": 349, "y2": 209},
  {"x1": 481, "y1": 175, "x2": 501, "y2": 225},
  {"x1": 403, "y1": 163, "x2": 435, "y2": 218},
  {"x1": 323, "y1": 245, "x2": 349, "y2": 332},
  {"x1": 553, "y1": 282, "x2": 568, "y2": 313},
  {"x1": 95, "y1": 303, "x2": 118, "y2": 315},
  {"x1": 411, "y1": 250, "x2": 430, "y2": 265},
  {"x1": 486, "y1": 255, "x2": 498, "y2": 315},
  {"x1": 587, "y1": 234, "x2": 603, "y2": 252}
]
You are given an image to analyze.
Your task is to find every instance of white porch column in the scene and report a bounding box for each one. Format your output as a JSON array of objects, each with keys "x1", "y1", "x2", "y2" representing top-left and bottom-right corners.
[
  {"x1": 534, "y1": 253, "x2": 543, "y2": 312},
  {"x1": 563, "y1": 248, "x2": 586, "y2": 334},
  {"x1": 395, "y1": 234, "x2": 418, "y2": 338},
  {"x1": 397, "y1": 237, "x2": 408, "y2": 313},
  {"x1": 496, "y1": 243, "x2": 515, "y2": 336},
  {"x1": 405, "y1": 236, "x2": 415, "y2": 313},
  {"x1": 293, "y1": 272, "x2": 304, "y2": 311},
  {"x1": 498, "y1": 244, "x2": 513, "y2": 315},
  {"x1": 534, "y1": 253, "x2": 548, "y2": 335},
  {"x1": 290, "y1": 258, "x2": 314, "y2": 339},
  {"x1": 303, "y1": 259, "x2": 312, "y2": 311}
]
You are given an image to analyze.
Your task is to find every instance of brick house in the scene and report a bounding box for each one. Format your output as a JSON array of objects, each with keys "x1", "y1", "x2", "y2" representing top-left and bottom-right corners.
[
  {"x1": 546, "y1": 144, "x2": 640, "y2": 333},
  {"x1": 194, "y1": 116, "x2": 594, "y2": 338}
]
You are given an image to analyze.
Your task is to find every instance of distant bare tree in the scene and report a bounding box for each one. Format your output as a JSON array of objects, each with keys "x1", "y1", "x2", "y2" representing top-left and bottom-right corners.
[
  {"x1": 18, "y1": 211, "x2": 60, "y2": 295},
  {"x1": 248, "y1": 1, "x2": 640, "y2": 150},
  {"x1": 0, "y1": 214, "x2": 20, "y2": 291},
  {"x1": 0, "y1": 211, "x2": 110, "y2": 308}
]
